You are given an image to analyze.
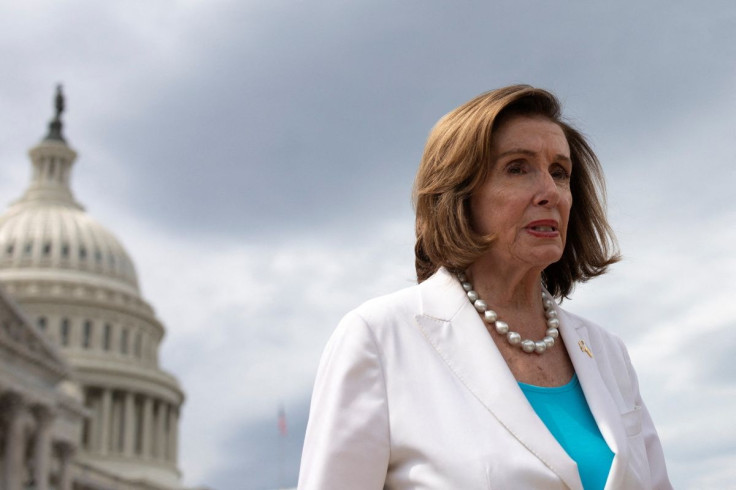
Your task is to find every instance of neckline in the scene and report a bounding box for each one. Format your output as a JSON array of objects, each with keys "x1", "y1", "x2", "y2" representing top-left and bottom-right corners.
[{"x1": 518, "y1": 373, "x2": 578, "y2": 393}]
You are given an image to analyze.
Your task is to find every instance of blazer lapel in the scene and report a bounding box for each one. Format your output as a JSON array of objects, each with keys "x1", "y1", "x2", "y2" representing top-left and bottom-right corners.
[
  {"x1": 557, "y1": 309, "x2": 630, "y2": 489},
  {"x1": 414, "y1": 268, "x2": 582, "y2": 490}
]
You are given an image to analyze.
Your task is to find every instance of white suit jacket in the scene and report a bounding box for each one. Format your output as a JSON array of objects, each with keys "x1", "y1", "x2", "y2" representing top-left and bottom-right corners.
[{"x1": 299, "y1": 268, "x2": 671, "y2": 489}]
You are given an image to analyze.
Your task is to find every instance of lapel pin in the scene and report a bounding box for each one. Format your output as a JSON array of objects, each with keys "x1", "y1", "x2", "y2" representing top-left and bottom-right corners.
[{"x1": 578, "y1": 340, "x2": 593, "y2": 358}]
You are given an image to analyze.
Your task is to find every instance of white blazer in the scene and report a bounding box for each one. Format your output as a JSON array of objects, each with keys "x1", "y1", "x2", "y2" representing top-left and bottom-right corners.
[{"x1": 298, "y1": 268, "x2": 672, "y2": 489}]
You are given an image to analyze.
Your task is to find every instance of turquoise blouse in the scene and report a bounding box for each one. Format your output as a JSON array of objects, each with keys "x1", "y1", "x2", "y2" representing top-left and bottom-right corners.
[{"x1": 518, "y1": 374, "x2": 614, "y2": 490}]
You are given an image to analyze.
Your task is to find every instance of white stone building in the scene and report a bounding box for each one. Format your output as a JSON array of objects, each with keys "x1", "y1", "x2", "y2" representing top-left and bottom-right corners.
[{"x1": 0, "y1": 88, "x2": 185, "y2": 490}]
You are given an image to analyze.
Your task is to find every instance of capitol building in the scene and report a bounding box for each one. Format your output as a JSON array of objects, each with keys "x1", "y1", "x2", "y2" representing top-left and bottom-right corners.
[{"x1": 0, "y1": 88, "x2": 185, "y2": 490}]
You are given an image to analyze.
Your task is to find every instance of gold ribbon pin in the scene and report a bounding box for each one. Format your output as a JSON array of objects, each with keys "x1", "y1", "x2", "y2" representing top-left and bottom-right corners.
[{"x1": 578, "y1": 340, "x2": 593, "y2": 358}]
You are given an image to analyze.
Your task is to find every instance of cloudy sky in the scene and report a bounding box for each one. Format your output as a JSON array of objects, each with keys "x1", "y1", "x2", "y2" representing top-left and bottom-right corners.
[{"x1": 1, "y1": 1, "x2": 735, "y2": 488}]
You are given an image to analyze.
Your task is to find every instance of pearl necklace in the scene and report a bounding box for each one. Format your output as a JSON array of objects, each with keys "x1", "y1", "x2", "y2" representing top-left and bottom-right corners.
[{"x1": 457, "y1": 272, "x2": 560, "y2": 355}]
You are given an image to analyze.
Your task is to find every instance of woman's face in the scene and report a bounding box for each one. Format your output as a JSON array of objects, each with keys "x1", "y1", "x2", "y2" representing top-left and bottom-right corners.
[{"x1": 470, "y1": 115, "x2": 573, "y2": 271}]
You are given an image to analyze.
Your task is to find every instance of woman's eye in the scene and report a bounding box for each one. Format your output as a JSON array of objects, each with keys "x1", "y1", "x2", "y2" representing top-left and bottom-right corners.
[
  {"x1": 506, "y1": 162, "x2": 525, "y2": 174},
  {"x1": 550, "y1": 165, "x2": 570, "y2": 180}
]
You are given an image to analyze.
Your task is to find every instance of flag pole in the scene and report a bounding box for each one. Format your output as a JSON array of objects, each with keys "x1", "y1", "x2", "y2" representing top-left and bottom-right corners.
[{"x1": 278, "y1": 403, "x2": 287, "y2": 489}]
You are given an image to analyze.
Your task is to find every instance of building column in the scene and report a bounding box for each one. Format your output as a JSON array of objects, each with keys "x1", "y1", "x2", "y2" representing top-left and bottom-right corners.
[
  {"x1": 153, "y1": 401, "x2": 163, "y2": 459},
  {"x1": 99, "y1": 388, "x2": 112, "y2": 455},
  {"x1": 32, "y1": 405, "x2": 55, "y2": 490},
  {"x1": 168, "y1": 406, "x2": 179, "y2": 464},
  {"x1": 163, "y1": 403, "x2": 171, "y2": 460},
  {"x1": 86, "y1": 390, "x2": 98, "y2": 452},
  {"x1": 110, "y1": 393, "x2": 121, "y2": 453},
  {"x1": 123, "y1": 391, "x2": 136, "y2": 457},
  {"x1": 142, "y1": 396, "x2": 153, "y2": 458},
  {"x1": 3, "y1": 394, "x2": 28, "y2": 490},
  {"x1": 57, "y1": 443, "x2": 75, "y2": 490}
]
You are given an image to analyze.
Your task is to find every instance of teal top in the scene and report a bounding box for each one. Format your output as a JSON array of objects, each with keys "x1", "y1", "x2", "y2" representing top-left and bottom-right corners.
[{"x1": 518, "y1": 374, "x2": 614, "y2": 490}]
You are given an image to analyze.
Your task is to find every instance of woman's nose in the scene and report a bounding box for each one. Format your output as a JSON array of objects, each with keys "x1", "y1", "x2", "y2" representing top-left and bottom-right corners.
[{"x1": 534, "y1": 173, "x2": 559, "y2": 207}]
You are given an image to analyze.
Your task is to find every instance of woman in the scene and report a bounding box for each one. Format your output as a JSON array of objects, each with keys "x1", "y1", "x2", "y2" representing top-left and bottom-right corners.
[{"x1": 298, "y1": 85, "x2": 671, "y2": 489}]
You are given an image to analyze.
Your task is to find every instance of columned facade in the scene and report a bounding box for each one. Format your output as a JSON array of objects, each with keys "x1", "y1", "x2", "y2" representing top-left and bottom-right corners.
[
  {"x1": 0, "y1": 88, "x2": 186, "y2": 489},
  {"x1": 76, "y1": 387, "x2": 181, "y2": 465},
  {"x1": 0, "y1": 286, "x2": 85, "y2": 490}
]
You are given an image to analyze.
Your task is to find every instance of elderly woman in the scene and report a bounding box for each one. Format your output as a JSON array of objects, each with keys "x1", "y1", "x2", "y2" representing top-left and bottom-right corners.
[{"x1": 298, "y1": 85, "x2": 671, "y2": 489}]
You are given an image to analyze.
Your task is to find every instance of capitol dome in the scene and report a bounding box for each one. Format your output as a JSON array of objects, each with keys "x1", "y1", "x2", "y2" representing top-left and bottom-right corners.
[
  {"x1": 0, "y1": 87, "x2": 184, "y2": 490},
  {"x1": 0, "y1": 105, "x2": 141, "y2": 294},
  {"x1": 0, "y1": 192, "x2": 140, "y2": 292}
]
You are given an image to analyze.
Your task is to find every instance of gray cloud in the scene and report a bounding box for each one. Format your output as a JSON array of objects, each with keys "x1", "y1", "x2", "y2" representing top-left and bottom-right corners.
[{"x1": 42, "y1": 0, "x2": 735, "y2": 239}]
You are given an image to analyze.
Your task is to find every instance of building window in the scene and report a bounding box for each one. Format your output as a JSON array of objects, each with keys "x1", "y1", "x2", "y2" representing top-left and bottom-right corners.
[
  {"x1": 80, "y1": 247, "x2": 87, "y2": 260},
  {"x1": 134, "y1": 331, "x2": 142, "y2": 358},
  {"x1": 82, "y1": 417, "x2": 91, "y2": 450},
  {"x1": 61, "y1": 243, "x2": 69, "y2": 258},
  {"x1": 37, "y1": 316, "x2": 47, "y2": 331},
  {"x1": 43, "y1": 242, "x2": 52, "y2": 256},
  {"x1": 83, "y1": 321, "x2": 92, "y2": 349},
  {"x1": 60, "y1": 318, "x2": 70, "y2": 346},
  {"x1": 103, "y1": 323, "x2": 112, "y2": 351},
  {"x1": 121, "y1": 328, "x2": 129, "y2": 355},
  {"x1": 24, "y1": 242, "x2": 32, "y2": 256},
  {"x1": 5, "y1": 243, "x2": 14, "y2": 256}
]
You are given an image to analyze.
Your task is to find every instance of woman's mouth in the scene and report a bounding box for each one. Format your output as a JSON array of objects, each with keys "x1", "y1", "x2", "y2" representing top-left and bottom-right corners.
[{"x1": 526, "y1": 221, "x2": 559, "y2": 237}]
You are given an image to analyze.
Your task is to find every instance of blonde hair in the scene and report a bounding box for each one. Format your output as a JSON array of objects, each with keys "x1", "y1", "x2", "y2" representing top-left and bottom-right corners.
[{"x1": 413, "y1": 85, "x2": 620, "y2": 297}]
